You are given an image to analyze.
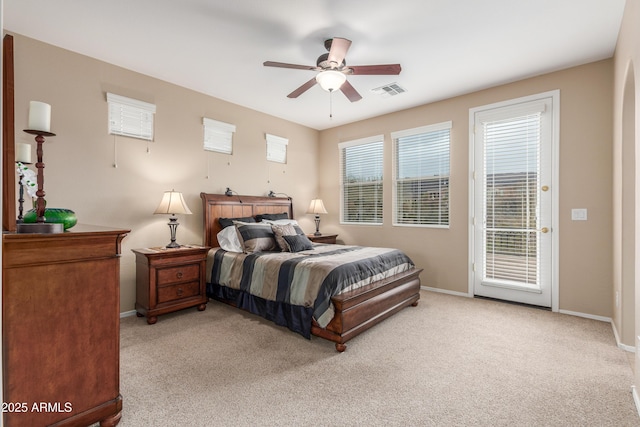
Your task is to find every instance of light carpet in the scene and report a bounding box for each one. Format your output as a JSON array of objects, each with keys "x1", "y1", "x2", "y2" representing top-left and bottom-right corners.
[{"x1": 115, "y1": 291, "x2": 638, "y2": 426}]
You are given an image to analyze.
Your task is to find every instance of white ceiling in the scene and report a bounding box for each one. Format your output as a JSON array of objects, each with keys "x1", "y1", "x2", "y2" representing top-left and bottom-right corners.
[{"x1": 3, "y1": 0, "x2": 626, "y2": 131}]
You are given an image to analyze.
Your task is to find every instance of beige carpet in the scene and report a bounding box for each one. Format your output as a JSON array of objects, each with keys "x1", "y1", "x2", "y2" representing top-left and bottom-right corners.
[{"x1": 115, "y1": 291, "x2": 638, "y2": 426}]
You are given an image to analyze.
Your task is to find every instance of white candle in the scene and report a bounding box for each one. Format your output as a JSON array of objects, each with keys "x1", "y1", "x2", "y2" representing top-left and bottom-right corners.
[
  {"x1": 16, "y1": 143, "x2": 31, "y2": 163},
  {"x1": 28, "y1": 101, "x2": 51, "y2": 132}
]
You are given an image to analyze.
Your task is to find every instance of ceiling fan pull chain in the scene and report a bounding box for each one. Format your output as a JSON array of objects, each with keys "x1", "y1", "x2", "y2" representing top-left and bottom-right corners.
[{"x1": 329, "y1": 90, "x2": 334, "y2": 119}]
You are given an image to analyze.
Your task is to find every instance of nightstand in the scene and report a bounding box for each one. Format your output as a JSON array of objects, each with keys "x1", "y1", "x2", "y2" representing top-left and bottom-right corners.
[
  {"x1": 307, "y1": 234, "x2": 338, "y2": 244},
  {"x1": 132, "y1": 245, "x2": 210, "y2": 324}
]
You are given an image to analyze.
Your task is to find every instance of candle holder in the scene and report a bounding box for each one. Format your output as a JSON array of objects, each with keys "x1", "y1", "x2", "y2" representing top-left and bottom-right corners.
[
  {"x1": 17, "y1": 174, "x2": 25, "y2": 223},
  {"x1": 16, "y1": 129, "x2": 63, "y2": 234}
]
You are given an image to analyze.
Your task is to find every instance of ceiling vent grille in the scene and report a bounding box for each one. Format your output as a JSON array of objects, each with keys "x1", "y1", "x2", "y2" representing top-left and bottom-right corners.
[{"x1": 371, "y1": 82, "x2": 406, "y2": 97}]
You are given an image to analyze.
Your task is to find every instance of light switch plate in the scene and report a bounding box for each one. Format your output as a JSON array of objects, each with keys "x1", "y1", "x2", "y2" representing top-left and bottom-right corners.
[{"x1": 571, "y1": 208, "x2": 587, "y2": 220}]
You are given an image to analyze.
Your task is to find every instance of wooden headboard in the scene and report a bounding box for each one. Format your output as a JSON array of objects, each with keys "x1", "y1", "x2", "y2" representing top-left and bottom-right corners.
[{"x1": 200, "y1": 193, "x2": 294, "y2": 247}]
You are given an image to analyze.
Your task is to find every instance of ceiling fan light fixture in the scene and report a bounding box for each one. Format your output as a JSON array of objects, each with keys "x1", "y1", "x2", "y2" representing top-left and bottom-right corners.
[{"x1": 316, "y1": 70, "x2": 346, "y2": 92}]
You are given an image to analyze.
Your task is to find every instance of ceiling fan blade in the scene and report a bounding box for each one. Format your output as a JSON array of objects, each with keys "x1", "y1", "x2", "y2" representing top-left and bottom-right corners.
[
  {"x1": 327, "y1": 37, "x2": 352, "y2": 68},
  {"x1": 340, "y1": 80, "x2": 362, "y2": 102},
  {"x1": 287, "y1": 77, "x2": 318, "y2": 98},
  {"x1": 264, "y1": 61, "x2": 318, "y2": 71},
  {"x1": 347, "y1": 64, "x2": 402, "y2": 75}
]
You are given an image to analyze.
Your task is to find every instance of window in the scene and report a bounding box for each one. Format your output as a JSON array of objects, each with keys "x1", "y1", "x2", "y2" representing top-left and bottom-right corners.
[
  {"x1": 203, "y1": 118, "x2": 235, "y2": 154},
  {"x1": 339, "y1": 135, "x2": 384, "y2": 224},
  {"x1": 391, "y1": 121, "x2": 451, "y2": 227},
  {"x1": 266, "y1": 133, "x2": 288, "y2": 163},
  {"x1": 107, "y1": 93, "x2": 156, "y2": 141}
]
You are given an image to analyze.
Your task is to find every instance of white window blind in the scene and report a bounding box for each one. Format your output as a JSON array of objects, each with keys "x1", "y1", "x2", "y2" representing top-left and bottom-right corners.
[
  {"x1": 392, "y1": 121, "x2": 451, "y2": 226},
  {"x1": 107, "y1": 93, "x2": 156, "y2": 141},
  {"x1": 482, "y1": 110, "x2": 543, "y2": 285},
  {"x1": 203, "y1": 118, "x2": 235, "y2": 154},
  {"x1": 339, "y1": 135, "x2": 384, "y2": 224},
  {"x1": 266, "y1": 133, "x2": 288, "y2": 163}
]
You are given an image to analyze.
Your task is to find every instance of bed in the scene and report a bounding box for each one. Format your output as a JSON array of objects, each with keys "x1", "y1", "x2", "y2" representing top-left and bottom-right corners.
[{"x1": 200, "y1": 192, "x2": 422, "y2": 351}]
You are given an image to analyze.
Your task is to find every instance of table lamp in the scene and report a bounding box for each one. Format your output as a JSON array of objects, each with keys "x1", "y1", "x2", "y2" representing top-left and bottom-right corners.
[
  {"x1": 307, "y1": 199, "x2": 328, "y2": 236},
  {"x1": 154, "y1": 190, "x2": 192, "y2": 248}
]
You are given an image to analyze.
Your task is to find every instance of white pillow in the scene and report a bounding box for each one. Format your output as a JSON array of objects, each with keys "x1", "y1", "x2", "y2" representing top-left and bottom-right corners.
[{"x1": 217, "y1": 225, "x2": 243, "y2": 252}]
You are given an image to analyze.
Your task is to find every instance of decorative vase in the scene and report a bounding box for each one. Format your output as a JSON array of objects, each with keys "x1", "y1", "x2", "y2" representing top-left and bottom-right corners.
[{"x1": 23, "y1": 208, "x2": 77, "y2": 230}]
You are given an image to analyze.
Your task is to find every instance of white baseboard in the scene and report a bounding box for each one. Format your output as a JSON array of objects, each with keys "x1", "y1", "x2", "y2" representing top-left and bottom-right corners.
[
  {"x1": 120, "y1": 309, "x2": 138, "y2": 318},
  {"x1": 421, "y1": 286, "x2": 471, "y2": 298},
  {"x1": 558, "y1": 309, "x2": 611, "y2": 323},
  {"x1": 633, "y1": 386, "x2": 640, "y2": 418},
  {"x1": 611, "y1": 320, "x2": 636, "y2": 353}
]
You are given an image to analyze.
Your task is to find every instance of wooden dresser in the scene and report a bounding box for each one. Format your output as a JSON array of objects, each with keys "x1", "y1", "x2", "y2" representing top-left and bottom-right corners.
[{"x1": 2, "y1": 225, "x2": 129, "y2": 427}]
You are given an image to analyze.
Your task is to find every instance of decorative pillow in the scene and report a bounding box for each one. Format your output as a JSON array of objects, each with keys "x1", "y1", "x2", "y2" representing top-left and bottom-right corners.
[
  {"x1": 262, "y1": 218, "x2": 304, "y2": 235},
  {"x1": 234, "y1": 222, "x2": 278, "y2": 253},
  {"x1": 271, "y1": 223, "x2": 299, "y2": 252},
  {"x1": 219, "y1": 216, "x2": 255, "y2": 229},
  {"x1": 283, "y1": 234, "x2": 314, "y2": 253},
  {"x1": 255, "y1": 212, "x2": 289, "y2": 222},
  {"x1": 216, "y1": 226, "x2": 243, "y2": 252}
]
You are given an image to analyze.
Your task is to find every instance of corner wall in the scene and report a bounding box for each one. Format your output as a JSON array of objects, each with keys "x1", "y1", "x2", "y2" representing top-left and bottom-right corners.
[{"x1": 613, "y1": 0, "x2": 640, "y2": 401}]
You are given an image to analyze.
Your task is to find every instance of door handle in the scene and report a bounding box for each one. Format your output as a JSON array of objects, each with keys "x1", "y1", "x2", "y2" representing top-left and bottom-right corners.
[{"x1": 540, "y1": 227, "x2": 549, "y2": 233}]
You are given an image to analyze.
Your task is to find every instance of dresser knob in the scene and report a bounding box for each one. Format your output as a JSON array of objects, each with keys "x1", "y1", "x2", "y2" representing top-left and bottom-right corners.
[
  {"x1": 177, "y1": 288, "x2": 183, "y2": 296},
  {"x1": 176, "y1": 271, "x2": 183, "y2": 279}
]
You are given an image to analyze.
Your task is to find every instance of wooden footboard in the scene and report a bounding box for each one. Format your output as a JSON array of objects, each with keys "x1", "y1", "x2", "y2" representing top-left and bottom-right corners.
[{"x1": 311, "y1": 268, "x2": 422, "y2": 352}]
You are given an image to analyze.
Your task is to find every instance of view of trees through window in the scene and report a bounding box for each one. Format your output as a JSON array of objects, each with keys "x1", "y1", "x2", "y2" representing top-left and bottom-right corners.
[
  {"x1": 396, "y1": 177, "x2": 449, "y2": 225},
  {"x1": 341, "y1": 139, "x2": 384, "y2": 224},
  {"x1": 394, "y1": 124, "x2": 451, "y2": 226}
]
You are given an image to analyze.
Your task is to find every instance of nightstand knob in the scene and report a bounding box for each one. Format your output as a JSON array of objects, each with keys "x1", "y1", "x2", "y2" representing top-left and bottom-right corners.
[{"x1": 176, "y1": 271, "x2": 183, "y2": 279}]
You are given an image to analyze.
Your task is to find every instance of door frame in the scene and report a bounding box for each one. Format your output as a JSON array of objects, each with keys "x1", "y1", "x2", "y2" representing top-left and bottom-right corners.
[{"x1": 468, "y1": 90, "x2": 560, "y2": 312}]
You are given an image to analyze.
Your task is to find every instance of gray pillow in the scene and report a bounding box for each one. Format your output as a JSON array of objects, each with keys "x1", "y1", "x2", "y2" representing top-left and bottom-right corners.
[
  {"x1": 235, "y1": 222, "x2": 277, "y2": 253},
  {"x1": 283, "y1": 234, "x2": 314, "y2": 252}
]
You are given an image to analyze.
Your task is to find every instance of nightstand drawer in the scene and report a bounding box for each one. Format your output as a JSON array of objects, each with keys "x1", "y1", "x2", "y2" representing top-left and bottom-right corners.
[
  {"x1": 156, "y1": 263, "x2": 200, "y2": 285},
  {"x1": 157, "y1": 280, "x2": 200, "y2": 303}
]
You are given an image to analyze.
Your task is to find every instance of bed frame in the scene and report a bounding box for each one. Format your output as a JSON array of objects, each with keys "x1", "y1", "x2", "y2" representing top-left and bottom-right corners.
[{"x1": 200, "y1": 192, "x2": 422, "y2": 352}]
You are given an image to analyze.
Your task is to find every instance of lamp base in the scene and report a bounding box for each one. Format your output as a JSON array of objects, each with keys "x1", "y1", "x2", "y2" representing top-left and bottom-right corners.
[
  {"x1": 314, "y1": 215, "x2": 322, "y2": 236},
  {"x1": 166, "y1": 215, "x2": 181, "y2": 248},
  {"x1": 17, "y1": 222, "x2": 64, "y2": 234}
]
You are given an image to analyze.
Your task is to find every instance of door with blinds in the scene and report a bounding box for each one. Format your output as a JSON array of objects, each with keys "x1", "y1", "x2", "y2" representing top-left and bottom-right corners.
[{"x1": 471, "y1": 93, "x2": 557, "y2": 307}]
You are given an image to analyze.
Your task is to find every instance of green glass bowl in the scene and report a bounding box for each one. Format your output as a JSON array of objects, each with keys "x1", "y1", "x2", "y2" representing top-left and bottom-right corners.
[{"x1": 23, "y1": 208, "x2": 77, "y2": 230}]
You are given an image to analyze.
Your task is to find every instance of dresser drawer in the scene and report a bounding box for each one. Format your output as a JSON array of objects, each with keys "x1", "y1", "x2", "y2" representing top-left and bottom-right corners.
[
  {"x1": 157, "y1": 280, "x2": 200, "y2": 303},
  {"x1": 156, "y1": 263, "x2": 200, "y2": 286}
]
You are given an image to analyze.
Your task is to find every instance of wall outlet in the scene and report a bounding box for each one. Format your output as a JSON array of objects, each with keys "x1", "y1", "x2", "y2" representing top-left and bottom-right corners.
[{"x1": 571, "y1": 208, "x2": 588, "y2": 220}]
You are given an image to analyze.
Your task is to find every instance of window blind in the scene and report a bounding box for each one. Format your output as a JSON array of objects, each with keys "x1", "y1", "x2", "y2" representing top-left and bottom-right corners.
[
  {"x1": 203, "y1": 118, "x2": 235, "y2": 154},
  {"x1": 107, "y1": 93, "x2": 156, "y2": 141},
  {"x1": 266, "y1": 133, "x2": 288, "y2": 163},
  {"x1": 392, "y1": 122, "x2": 451, "y2": 226},
  {"x1": 339, "y1": 136, "x2": 384, "y2": 224},
  {"x1": 482, "y1": 113, "x2": 541, "y2": 286}
]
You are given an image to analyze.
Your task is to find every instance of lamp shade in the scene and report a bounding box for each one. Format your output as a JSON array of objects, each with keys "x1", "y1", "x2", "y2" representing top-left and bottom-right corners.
[
  {"x1": 154, "y1": 191, "x2": 192, "y2": 215},
  {"x1": 315, "y1": 70, "x2": 347, "y2": 92},
  {"x1": 307, "y1": 199, "x2": 328, "y2": 215}
]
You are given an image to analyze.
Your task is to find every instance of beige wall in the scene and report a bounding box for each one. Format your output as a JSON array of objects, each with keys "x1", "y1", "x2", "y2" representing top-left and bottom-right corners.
[
  {"x1": 318, "y1": 59, "x2": 614, "y2": 317},
  {"x1": 10, "y1": 33, "x2": 615, "y2": 321},
  {"x1": 613, "y1": 0, "x2": 640, "y2": 395},
  {"x1": 10, "y1": 34, "x2": 320, "y2": 313}
]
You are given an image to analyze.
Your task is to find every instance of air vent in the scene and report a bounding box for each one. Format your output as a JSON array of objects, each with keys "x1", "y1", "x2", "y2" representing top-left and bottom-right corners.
[{"x1": 371, "y1": 82, "x2": 406, "y2": 97}]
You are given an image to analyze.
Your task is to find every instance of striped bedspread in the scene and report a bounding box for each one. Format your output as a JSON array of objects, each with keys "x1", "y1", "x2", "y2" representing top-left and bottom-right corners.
[{"x1": 207, "y1": 244, "x2": 414, "y2": 337}]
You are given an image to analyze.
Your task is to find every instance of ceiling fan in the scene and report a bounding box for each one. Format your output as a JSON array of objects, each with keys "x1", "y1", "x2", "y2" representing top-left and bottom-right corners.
[{"x1": 263, "y1": 37, "x2": 401, "y2": 102}]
